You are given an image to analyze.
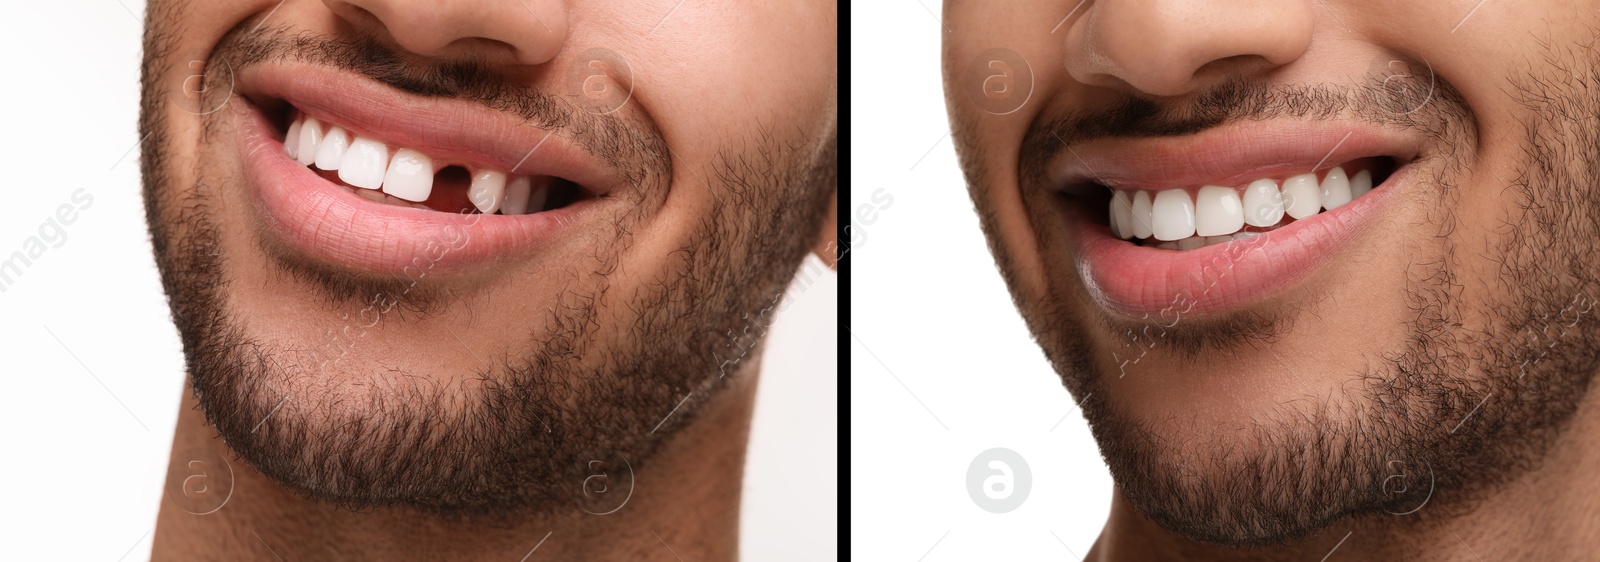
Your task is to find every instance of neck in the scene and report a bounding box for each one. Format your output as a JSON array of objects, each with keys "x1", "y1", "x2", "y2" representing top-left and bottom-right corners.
[
  {"x1": 152, "y1": 372, "x2": 757, "y2": 561},
  {"x1": 1088, "y1": 391, "x2": 1600, "y2": 561}
]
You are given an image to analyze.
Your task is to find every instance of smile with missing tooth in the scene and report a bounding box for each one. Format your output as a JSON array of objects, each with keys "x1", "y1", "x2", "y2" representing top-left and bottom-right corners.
[{"x1": 282, "y1": 109, "x2": 586, "y2": 215}]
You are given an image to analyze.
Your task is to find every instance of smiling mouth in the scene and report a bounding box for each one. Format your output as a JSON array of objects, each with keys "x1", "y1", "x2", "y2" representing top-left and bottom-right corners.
[
  {"x1": 280, "y1": 109, "x2": 590, "y2": 215},
  {"x1": 1046, "y1": 122, "x2": 1424, "y2": 316},
  {"x1": 1067, "y1": 156, "x2": 1399, "y2": 250},
  {"x1": 235, "y1": 60, "x2": 632, "y2": 274}
]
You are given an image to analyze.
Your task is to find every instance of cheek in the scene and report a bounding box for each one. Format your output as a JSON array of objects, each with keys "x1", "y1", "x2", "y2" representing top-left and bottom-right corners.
[{"x1": 642, "y1": 5, "x2": 835, "y2": 144}]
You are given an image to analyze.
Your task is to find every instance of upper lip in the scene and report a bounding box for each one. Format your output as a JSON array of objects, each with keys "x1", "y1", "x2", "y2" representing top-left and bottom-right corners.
[
  {"x1": 1048, "y1": 120, "x2": 1422, "y2": 192},
  {"x1": 236, "y1": 61, "x2": 620, "y2": 195}
]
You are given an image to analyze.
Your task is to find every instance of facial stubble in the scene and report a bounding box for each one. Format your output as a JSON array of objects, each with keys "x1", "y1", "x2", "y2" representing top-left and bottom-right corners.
[
  {"x1": 140, "y1": 13, "x2": 836, "y2": 517},
  {"x1": 958, "y1": 46, "x2": 1600, "y2": 545}
]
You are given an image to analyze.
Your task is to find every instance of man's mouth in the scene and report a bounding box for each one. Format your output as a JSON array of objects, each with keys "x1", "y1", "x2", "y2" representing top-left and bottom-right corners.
[
  {"x1": 281, "y1": 110, "x2": 588, "y2": 216},
  {"x1": 1049, "y1": 123, "x2": 1421, "y2": 316},
  {"x1": 232, "y1": 62, "x2": 632, "y2": 274}
]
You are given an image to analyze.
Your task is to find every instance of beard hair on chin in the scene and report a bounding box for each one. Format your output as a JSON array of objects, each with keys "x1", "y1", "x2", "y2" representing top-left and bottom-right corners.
[
  {"x1": 139, "y1": 17, "x2": 838, "y2": 518},
  {"x1": 157, "y1": 152, "x2": 830, "y2": 518},
  {"x1": 993, "y1": 39, "x2": 1600, "y2": 547}
]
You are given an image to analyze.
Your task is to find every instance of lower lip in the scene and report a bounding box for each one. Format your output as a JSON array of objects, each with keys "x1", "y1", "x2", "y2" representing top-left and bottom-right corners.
[
  {"x1": 1068, "y1": 165, "x2": 1410, "y2": 317},
  {"x1": 237, "y1": 99, "x2": 605, "y2": 274}
]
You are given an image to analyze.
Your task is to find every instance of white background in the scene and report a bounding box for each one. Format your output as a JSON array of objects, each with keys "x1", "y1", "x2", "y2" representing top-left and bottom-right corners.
[
  {"x1": 849, "y1": 0, "x2": 1115, "y2": 560},
  {"x1": 0, "y1": 1, "x2": 836, "y2": 560}
]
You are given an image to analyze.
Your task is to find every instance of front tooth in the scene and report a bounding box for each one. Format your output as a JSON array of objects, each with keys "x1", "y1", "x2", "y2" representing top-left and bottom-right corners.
[
  {"x1": 381, "y1": 148, "x2": 434, "y2": 202},
  {"x1": 1204, "y1": 236, "x2": 1232, "y2": 247},
  {"x1": 1349, "y1": 169, "x2": 1373, "y2": 198},
  {"x1": 1110, "y1": 191, "x2": 1134, "y2": 239},
  {"x1": 338, "y1": 136, "x2": 389, "y2": 189},
  {"x1": 284, "y1": 117, "x2": 302, "y2": 159},
  {"x1": 501, "y1": 176, "x2": 532, "y2": 214},
  {"x1": 1130, "y1": 191, "x2": 1154, "y2": 239},
  {"x1": 1107, "y1": 197, "x2": 1123, "y2": 238},
  {"x1": 1177, "y1": 236, "x2": 1204, "y2": 250},
  {"x1": 469, "y1": 169, "x2": 507, "y2": 214},
  {"x1": 1242, "y1": 178, "x2": 1284, "y2": 227},
  {"x1": 1320, "y1": 166, "x2": 1352, "y2": 210},
  {"x1": 314, "y1": 126, "x2": 351, "y2": 171},
  {"x1": 1155, "y1": 241, "x2": 1179, "y2": 250},
  {"x1": 1195, "y1": 185, "x2": 1244, "y2": 236},
  {"x1": 1281, "y1": 173, "x2": 1322, "y2": 219},
  {"x1": 296, "y1": 117, "x2": 324, "y2": 166},
  {"x1": 1151, "y1": 189, "x2": 1196, "y2": 241}
]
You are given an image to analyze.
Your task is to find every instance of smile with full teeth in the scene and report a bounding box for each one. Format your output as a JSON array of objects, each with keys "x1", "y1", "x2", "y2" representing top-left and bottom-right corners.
[
  {"x1": 282, "y1": 110, "x2": 581, "y2": 215},
  {"x1": 1106, "y1": 159, "x2": 1390, "y2": 250}
]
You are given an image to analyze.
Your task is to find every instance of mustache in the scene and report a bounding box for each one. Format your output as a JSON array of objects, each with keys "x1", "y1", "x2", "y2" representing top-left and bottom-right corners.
[
  {"x1": 1018, "y1": 61, "x2": 1469, "y2": 188},
  {"x1": 226, "y1": 29, "x2": 530, "y2": 99}
]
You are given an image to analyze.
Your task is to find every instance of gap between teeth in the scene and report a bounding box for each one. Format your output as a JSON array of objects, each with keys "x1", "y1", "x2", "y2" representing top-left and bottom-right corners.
[
  {"x1": 283, "y1": 111, "x2": 549, "y2": 214},
  {"x1": 1108, "y1": 165, "x2": 1374, "y2": 249}
]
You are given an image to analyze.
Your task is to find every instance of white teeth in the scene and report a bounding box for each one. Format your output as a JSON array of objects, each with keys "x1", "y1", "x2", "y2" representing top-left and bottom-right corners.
[
  {"x1": 1242, "y1": 178, "x2": 1284, "y2": 227},
  {"x1": 502, "y1": 177, "x2": 550, "y2": 215},
  {"x1": 1130, "y1": 191, "x2": 1154, "y2": 239},
  {"x1": 296, "y1": 117, "x2": 324, "y2": 166},
  {"x1": 284, "y1": 118, "x2": 302, "y2": 159},
  {"x1": 1107, "y1": 197, "x2": 1123, "y2": 239},
  {"x1": 1109, "y1": 191, "x2": 1134, "y2": 239},
  {"x1": 1349, "y1": 169, "x2": 1373, "y2": 198},
  {"x1": 338, "y1": 136, "x2": 389, "y2": 190},
  {"x1": 1108, "y1": 161, "x2": 1383, "y2": 251},
  {"x1": 1151, "y1": 189, "x2": 1196, "y2": 241},
  {"x1": 1320, "y1": 166, "x2": 1352, "y2": 210},
  {"x1": 381, "y1": 148, "x2": 434, "y2": 202},
  {"x1": 1195, "y1": 185, "x2": 1244, "y2": 237},
  {"x1": 284, "y1": 112, "x2": 568, "y2": 214},
  {"x1": 469, "y1": 169, "x2": 507, "y2": 214},
  {"x1": 1281, "y1": 173, "x2": 1322, "y2": 219},
  {"x1": 314, "y1": 126, "x2": 351, "y2": 171},
  {"x1": 502, "y1": 176, "x2": 532, "y2": 215},
  {"x1": 1111, "y1": 191, "x2": 1134, "y2": 239}
]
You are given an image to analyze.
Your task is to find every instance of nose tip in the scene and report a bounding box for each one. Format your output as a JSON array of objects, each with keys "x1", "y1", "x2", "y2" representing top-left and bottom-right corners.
[
  {"x1": 1062, "y1": 0, "x2": 1314, "y2": 97},
  {"x1": 323, "y1": 0, "x2": 569, "y2": 67}
]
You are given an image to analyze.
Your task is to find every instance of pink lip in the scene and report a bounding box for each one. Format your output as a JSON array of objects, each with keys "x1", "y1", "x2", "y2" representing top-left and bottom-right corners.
[
  {"x1": 1056, "y1": 122, "x2": 1420, "y2": 317},
  {"x1": 1051, "y1": 121, "x2": 1420, "y2": 190},
  {"x1": 237, "y1": 97, "x2": 616, "y2": 275}
]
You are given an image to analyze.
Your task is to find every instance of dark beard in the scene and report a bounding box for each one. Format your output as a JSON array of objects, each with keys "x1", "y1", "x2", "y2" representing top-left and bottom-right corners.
[
  {"x1": 965, "y1": 45, "x2": 1600, "y2": 545},
  {"x1": 139, "y1": 11, "x2": 835, "y2": 516}
]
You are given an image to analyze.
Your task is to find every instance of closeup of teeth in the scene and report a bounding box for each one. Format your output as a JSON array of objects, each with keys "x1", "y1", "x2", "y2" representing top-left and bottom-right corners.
[
  {"x1": 1108, "y1": 165, "x2": 1378, "y2": 249},
  {"x1": 282, "y1": 112, "x2": 558, "y2": 214}
]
